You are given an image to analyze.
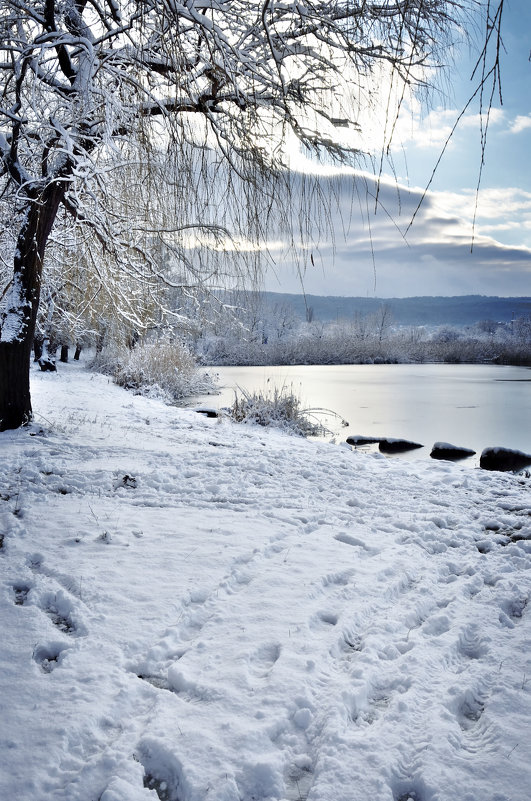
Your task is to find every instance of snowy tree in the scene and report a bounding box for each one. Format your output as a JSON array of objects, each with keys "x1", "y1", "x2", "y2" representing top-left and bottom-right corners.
[{"x1": 0, "y1": 0, "x2": 503, "y2": 430}]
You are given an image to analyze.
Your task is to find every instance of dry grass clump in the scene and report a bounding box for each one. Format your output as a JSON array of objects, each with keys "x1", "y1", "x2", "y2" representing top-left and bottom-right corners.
[
  {"x1": 229, "y1": 383, "x2": 336, "y2": 437},
  {"x1": 92, "y1": 341, "x2": 216, "y2": 401}
]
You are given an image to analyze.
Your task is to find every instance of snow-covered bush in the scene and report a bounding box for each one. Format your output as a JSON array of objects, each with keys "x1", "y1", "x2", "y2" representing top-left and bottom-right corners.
[
  {"x1": 92, "y1": 341, "x2": 216, "y2": 402},
  {"x1": 229, "y1": 384, "x2": 329, "y2": 437}
]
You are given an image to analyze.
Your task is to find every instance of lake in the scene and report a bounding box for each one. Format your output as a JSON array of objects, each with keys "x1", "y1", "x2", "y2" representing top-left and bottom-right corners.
[{"x1": 192, "y1": 363, "x2": 531, "y2": 465}]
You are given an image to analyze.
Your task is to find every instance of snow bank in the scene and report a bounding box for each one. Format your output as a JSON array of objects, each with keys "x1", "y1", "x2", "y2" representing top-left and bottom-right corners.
[{"x1": 1, "y1": 361, "x2": 530, "y2": 801}]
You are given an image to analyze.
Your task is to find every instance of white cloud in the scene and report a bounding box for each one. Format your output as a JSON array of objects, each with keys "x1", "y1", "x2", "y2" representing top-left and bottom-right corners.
[
  {"x1": 414, "y1": 187, "x2": 531, "y2": 239},
  {"x1": 458, "y1": 108, "x2": 505, "y2": 129},
  {"x1": 509, "y1": 115, "x2": 531, "y2": 134},
  {"x1": 392, "y1": 106, "x2": 505, "y2": 151},
  {"x1": 263, "y1": 170, "x2": 531, "y2": 297}
]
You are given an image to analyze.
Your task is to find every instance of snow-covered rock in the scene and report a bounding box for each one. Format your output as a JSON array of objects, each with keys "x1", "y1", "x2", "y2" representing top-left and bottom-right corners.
[
  {"x1": 480, "y1": 446, "x2": 531, "y2": 472},
  {"x1": 346, "y1": 434, "x2": 382, "y2": 446},
  {"x1": 378, "y1": 437, "x2": 423, "y2": 453},
  {"x1": 431, "y1": 442, "x2": 476, "y2": 460}
]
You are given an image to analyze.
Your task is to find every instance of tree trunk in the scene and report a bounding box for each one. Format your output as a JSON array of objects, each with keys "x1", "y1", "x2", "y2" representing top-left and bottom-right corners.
[
  {"x1": 60, "y1": 345, "x2": 69, "y2": 363},
  {"x1": 0, "y1": 186, "x2": 65, "y2": 431},
  {"x1": 38, "y1": 339, "x2": 57, "y2": 372},
  {"x1": 34, "y1": 338, "x2": 44, "y2": 362},
  {"x1": 0, "y1": 339, "x2": 34, "y2": 429}
]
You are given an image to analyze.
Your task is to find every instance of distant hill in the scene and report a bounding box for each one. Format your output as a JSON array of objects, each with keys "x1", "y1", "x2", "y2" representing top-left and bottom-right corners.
[{"x1": 262, "y1": 293, "x2": 531, "y2": 327}]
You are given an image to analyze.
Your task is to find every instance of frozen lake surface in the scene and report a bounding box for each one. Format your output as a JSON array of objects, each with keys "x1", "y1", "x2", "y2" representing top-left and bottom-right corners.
[{"x1": 194, "y1": 363, "x2": 531, "y2": 464}]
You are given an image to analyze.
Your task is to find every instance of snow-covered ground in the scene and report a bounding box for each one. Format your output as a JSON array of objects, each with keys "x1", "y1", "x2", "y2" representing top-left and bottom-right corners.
[{"x1": 1, "y1": 361, "x2": 530, "y2": 801}]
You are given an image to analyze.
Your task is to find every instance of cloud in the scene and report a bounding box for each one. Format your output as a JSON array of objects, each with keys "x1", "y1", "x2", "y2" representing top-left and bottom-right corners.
[
  {"x1": 188, "y1": 157, "x2": 531, "y2": 298},
  {"x1": 408, "y1": 187, "x2": 531, "y2": 243},
  {"x1": 392, "y1": 106, "x2": 505, "y2": 151},
  {"x1": 509, "y1": 115, "x2": 531, "y2": 134},
  {"x1": 263, "y1": 171, "x2": 531, "y2": 298}
]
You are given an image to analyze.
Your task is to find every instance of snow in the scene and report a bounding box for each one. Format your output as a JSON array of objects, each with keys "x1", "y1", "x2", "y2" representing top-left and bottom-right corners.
[
  {"x1": 0, "y1": 272, "x2": 30, "y2": 344},
  {"x1": 378, "y1": 438, "x2": 423, "y2": 453},
  {"x1": 433, "y1": 442, "x2": 470, "y2": 452},
  {"x1": 346, "y1": 434, "x2": 382, "y2": 445},
  {"x1": 483, "y1": 446, "x2": 531, "y2": 458},
  {"x1": 1, "y1": 360, "x2": 531, "y2": 801}
]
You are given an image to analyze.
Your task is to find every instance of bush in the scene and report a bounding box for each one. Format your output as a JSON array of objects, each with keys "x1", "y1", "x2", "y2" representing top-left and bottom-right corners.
[
  {"x1": 228, "y1": 383, "x2": 344, "y2": 437},
  {"x1": 91, "y1": 340, "x2": 217, "y2": 401}
]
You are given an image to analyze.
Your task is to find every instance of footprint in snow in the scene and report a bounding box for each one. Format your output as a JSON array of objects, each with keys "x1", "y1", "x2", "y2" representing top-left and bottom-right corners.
[
  {"x1": 456, "y1": 694, "x2": 497, "y2": 755},
  {"x1": 446, "y1": 681, "x2": 497, "y2": 755},
  {"x1": 457, "y1": 688, "x2": 487, "y2": 732},
  {"x1": 12, "y1": 582, "x2": 31, "y2": 606},
  {"x1": 350, "y1": 675, "x2": 412, "y2": 726},
  {"x1": 334, "y1": 531, "x2": 379, "y2": 554},
  {"x1": 499, "y1": 594, "x2": 528, "y2": 627},
  {"x1": 26, "y1": 552, "x2": 45, "y2": 571},
  {"x1": 382, "y1": 571, "x2": 418, "y2": 602},
  {"x1": 33, "y1": 642, "x2": 70, "y2": 673},
  {"x1": 456, "y1": 624, "x2": 489, "y2": 660},
  {"x1": 321, "y1": 569, "x2": 354, "y2": 588},
  {"x1": 390, "y1": 760, "x2": 429, "y2": 801},
  {"x1": 284, "y1": 762, "x2": 314, "y2": 801},
  {"x1": 332, "y1": 628, "x2": 363, "y2": 658},
  {"x1": 40, "y1": 589, "x2": 86, "y2": 636},
  {"x1": 309, "y1": 610, "x2": 339, "y2": 630},
  {"x1": 136, "y1": 738, "x2": 186, "y2": 801},
  {"x1": 136, "y1": 673, "x2": 172, "y2": 691},
  {"x1": 248, "y1": 642, "x2": 281, "y2": 678}
]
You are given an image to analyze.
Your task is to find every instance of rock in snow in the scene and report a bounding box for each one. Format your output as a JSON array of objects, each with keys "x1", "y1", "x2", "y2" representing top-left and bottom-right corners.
[
  {"x1": 194, "y1": 406, "x2": 222, "y2": 418},
  {"x1": 0, "y1": 360, "x2": 530, "y2": 801},
  {"x1": 430, "y1": 442, "x2": 476, "y2": 460},
  {"x1": 346, "y1": 434, "x2": 382, "y2": 446},
  {"x1": 378, "y1": 437, "x2": 423, "y2": 453},
  {"x1": 480, "y1": 446, "x2": 531, "y2": 472}
]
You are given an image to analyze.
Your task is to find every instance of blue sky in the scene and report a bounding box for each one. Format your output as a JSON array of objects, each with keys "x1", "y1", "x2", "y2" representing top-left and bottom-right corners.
[{"x1": 264, "y1": 0, "x2": 531, "y2": 298}]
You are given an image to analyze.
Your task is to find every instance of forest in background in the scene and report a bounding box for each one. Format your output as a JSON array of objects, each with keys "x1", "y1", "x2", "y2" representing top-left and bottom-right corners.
[
  {"x1": 258, "y1": 293, "x2": 531, "y2": 327},
  {"x1": 180, "y1": 291, "x2": 531, "y2": 368}
]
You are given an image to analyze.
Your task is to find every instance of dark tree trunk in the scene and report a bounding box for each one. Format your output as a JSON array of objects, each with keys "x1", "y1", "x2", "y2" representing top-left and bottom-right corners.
[
  {"x1": 127, "y1": 330, "x2": 139, "y2": 350},
  {"x1": 74, "y1": 344, "x2": 82, "y2": 360},
  {"x1": 0, "y1": 186, "x2": 65, "y2": 430},
  {"x1": 0, "y1": 339, "x2": 34, "y2": 429},
  {"x1": 60, "y1": 345, "x2": 69, "y2": 363},
  {"x1": 34, "y1": 338, "x2": 44, "y2": 362},
  {"x1": 38, "y1": 338, "x2": 57, "y2": 371}
]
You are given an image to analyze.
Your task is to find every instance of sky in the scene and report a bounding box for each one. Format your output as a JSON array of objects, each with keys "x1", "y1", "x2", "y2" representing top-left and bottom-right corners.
[{"x1": 263, "y1": 0, "x2": 531, "y2": 299}]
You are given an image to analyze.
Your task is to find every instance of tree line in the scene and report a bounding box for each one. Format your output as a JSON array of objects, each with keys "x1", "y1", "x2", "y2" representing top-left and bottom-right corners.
[{"x1": 194, "y1": 298, "x2": 531, "y2": 367}]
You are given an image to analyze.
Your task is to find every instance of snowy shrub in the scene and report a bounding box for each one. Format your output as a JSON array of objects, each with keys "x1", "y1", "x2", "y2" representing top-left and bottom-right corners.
[
  {"x1": 92, "y1": 341, "x2": 217, "y2": 402},
  {"x1": 228, "y1": 383, "x2": 341, "y2": 437}
]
